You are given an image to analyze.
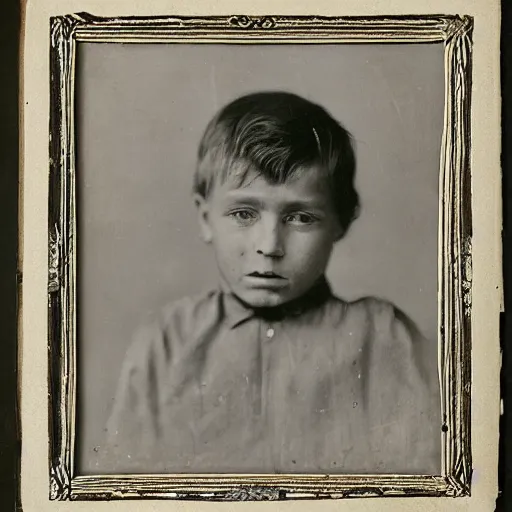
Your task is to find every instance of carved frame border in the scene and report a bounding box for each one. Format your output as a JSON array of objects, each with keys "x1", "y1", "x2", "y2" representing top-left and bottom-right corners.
[{"x1": 48, "y1": 13, "x2": 473, "y2": 501}]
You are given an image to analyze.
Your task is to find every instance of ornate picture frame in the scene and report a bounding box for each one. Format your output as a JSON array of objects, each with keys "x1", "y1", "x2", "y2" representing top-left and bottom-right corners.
[{"x1": 48, "y1": 13, "x2": 473, "y2": 501}]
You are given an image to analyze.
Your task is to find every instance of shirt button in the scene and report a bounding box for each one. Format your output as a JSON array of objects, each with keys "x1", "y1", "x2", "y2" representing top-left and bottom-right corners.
[{"x1": 266, "y1": 328, "x2": 275, "y2": 339}]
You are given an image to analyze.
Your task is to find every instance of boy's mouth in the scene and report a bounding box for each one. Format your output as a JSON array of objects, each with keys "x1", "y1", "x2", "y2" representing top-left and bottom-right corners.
[{"x1": 246, "y1": 271, "x2": 286, "y2": 279}]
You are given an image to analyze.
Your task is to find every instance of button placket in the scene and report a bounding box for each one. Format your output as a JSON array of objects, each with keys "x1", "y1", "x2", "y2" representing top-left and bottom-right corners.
[
  {"x1": 258, "y1": 320, "x2": 274, "y2": 465},
  {"x1": 262, "y1": 323, "x2": 278, "y2": 467}
]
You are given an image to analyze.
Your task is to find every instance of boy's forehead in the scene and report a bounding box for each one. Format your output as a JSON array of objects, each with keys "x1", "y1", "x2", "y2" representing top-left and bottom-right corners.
[{"x1": 213, "y1": 166, "x2": 332, "y2": 202}]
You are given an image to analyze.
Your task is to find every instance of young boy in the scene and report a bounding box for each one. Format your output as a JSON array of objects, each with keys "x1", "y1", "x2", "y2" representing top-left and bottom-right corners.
[{"x1": 102, "y1": 92, "x2": 441, "y2": 475}]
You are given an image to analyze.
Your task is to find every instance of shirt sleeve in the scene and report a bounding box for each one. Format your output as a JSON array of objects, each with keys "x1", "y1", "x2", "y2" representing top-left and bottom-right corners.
[
  {"x1": 97, "y1": 322, "x2": 171, "y2": 473},
  {"x1": 365, "y1": 299, "x2": 441, "y2": 474}
]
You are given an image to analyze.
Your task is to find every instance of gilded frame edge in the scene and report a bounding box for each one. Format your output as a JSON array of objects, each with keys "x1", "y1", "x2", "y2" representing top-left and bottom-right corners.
[{"x1": 47, "y1": 13, "x2": 473, "y2": 501}]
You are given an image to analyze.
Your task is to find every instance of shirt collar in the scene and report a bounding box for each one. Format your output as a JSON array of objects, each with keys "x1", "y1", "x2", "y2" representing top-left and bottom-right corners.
[{"x1": 222, "y1": 277, "x2": 333, "y2": 329}]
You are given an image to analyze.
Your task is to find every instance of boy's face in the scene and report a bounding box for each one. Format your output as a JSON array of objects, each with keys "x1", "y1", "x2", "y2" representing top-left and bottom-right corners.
[{"x1": 195, "y1": 166, "x2": 344, "y2": 308}]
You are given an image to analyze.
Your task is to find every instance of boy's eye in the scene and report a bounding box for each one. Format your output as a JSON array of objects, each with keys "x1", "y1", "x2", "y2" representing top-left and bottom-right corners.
[
  {"x1": 284, "y1": 213, "x2": 318, "y2": 225},
  {"x1": 228, "y1": 209, "x2": 258, "y2": 225}
]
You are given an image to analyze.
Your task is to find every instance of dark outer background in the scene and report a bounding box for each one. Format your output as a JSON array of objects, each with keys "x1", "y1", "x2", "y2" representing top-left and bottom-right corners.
[
  {"x1": 0, "y1": 0, "x2": 20, "y2": 510},
  {"x1": 498, "y1": 1, "x2": 511, "y2": 510}
]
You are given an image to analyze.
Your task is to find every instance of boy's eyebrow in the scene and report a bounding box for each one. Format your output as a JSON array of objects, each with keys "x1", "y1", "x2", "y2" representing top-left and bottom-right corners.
[
  {"x1": 222, "y1": 196, "x2": 265, "y2": 208},
  {"x1": 281, "y1": 199, "x2": 328, "y2": 211},
  {"x1": 223, "y1": 194, "x2": 329, "y2": 211}
]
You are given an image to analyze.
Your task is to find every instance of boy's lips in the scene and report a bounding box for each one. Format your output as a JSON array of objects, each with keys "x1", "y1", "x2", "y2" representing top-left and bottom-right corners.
[
  {"x1": 244, "y1": 271, "x2": 288, "y2": 289},
  {"x1": 246, "y1": 271, "x2": 286, "y2": 279}
]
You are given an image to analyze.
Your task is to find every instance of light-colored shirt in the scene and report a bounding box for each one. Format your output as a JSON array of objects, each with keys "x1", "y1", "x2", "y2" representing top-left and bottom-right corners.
[{"x1": 101, "y1": 279, "x2": 441, "y2": 474}]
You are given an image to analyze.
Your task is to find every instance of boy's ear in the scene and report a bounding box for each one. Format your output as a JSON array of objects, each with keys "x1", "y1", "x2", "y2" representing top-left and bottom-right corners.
[{"x1": 194, "y1": 193, "x2": 213, "y2": 244}]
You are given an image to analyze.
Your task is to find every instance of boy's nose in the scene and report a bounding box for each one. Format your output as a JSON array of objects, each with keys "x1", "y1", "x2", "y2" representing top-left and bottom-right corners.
[{"x1": 255, "y1": 218, "x2": 285, "y2": 258}]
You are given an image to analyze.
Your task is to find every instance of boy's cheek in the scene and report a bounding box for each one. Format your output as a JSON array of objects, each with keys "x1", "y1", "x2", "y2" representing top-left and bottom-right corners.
[
  {"x1": 295, "y1": 244, "x2": 334, "y2": 274},
  {"x1": 288, "y1": 231, "x2": 335, "y2": 255},
  {"x1": 215, "y1": 246, "x2": 245, "y2": 270}
]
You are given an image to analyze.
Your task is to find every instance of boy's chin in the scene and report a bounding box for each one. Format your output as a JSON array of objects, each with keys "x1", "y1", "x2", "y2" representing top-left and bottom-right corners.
[{"x1": 235, "y1": 288, "x2": 292, "y2": 309}]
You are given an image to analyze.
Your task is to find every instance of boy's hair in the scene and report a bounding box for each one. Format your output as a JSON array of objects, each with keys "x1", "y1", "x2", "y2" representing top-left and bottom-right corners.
[{"x1": 194, "y1": 91, "x2": 360, "y2": 232}]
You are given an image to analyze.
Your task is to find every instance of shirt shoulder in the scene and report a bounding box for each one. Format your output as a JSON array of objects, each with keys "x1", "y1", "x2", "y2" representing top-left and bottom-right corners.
[
  {"x1": 339, "y1": 295, "x2": 432, "y2": 374},
  {"x1": 313, "y1": 293, "x2": 405, "y2": 336},
  {"x1": 347, "y1": 295, "x2": 396, "y2": 319},
  {"x1": 344, "y1": 295, "x2": 422, "y2": 340},
  {"x1": 160, "y1": 289, "x2": 222, "y2": 334},
  {"x1": 328, "y1": 295, "x2": 397, "y2": 335},
  {"x1": 125, "y1": 289, "x2": 223, "y2": 366},
  {"x1": 349, "y1": 295, "x2": 436, "y2": 387}
]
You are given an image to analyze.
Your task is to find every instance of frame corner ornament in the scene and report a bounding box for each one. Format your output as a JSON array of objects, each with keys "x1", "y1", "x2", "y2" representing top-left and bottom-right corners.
[
  {"x1": 443, "y1": 15, "x2": 474, "y2": 42},
  {"x1": 50, "y1": 460, "x2": 71, "y2": 500},
  {"x1": 445, "y1": 474, "x2": 471, "y2": 498},
  {"x1": 50, "y1": 14, "x2": 89, "y2": 44}
]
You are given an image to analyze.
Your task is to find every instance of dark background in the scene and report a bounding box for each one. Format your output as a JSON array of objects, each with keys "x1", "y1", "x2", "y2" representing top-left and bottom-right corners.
[
  {"x1": 0, "y1": 1, "x2": 509, "y2": 510},
  {"x1": 0, "y1": 0, "x2": 20, "y2": 510},
  {"x1": 498, "y1": 1, "x2": 511, "y2": 510}
]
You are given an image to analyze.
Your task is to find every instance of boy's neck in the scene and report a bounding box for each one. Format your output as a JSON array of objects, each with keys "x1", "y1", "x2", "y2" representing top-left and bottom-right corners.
[{"x1": 230, "y1": 276, "x2": 332, "y2": 322}]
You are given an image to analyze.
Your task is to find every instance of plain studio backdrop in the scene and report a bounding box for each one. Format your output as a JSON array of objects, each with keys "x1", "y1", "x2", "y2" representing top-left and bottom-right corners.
[{"x1": 76, "y1": 42, "x2": 444, "y2": 474}]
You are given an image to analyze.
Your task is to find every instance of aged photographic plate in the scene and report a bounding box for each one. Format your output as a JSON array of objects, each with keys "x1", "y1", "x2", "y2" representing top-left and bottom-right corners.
[{"x1": 20, "y1": 0, "x2": 501, "y2": 511}]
